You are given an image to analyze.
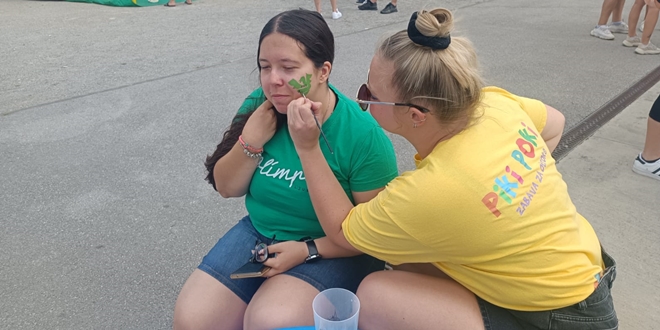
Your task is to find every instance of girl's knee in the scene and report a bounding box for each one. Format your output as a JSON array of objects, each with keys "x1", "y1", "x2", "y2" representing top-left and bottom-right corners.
[
  {"x1": 356, "y1": 270, "x2": 391, "y2": 300},
  {"x1": 244, "y1": 303, "x2": 308, "y2": 330}
]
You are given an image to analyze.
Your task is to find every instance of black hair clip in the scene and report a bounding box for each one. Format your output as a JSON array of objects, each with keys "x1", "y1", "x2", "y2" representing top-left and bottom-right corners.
[{"x1": 407, "y1": 12, "x2": 451, "y2": 50}]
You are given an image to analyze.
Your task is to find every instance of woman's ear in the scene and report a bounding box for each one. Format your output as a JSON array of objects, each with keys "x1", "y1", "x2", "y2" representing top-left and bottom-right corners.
[
  {"x1": 318, "y1": 61, "x2": 332, "y2": 84},
  {"x1": 410, "y1": 108, "x2": 428, "y2": 127}
]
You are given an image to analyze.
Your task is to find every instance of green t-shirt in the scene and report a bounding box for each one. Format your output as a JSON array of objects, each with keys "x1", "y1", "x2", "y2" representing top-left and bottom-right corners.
[{"x1": 235, "y1": 85, "x2": 398, "y2": 241}]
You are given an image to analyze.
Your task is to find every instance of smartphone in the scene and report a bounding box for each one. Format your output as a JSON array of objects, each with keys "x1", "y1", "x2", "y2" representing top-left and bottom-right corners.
[{"x1": 230, "y1": 262, "x2": 271, "y2": 279}]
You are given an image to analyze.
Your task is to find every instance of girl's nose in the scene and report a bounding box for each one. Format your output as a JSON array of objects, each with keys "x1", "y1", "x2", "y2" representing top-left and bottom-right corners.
[{"x1": 269, "y1": 71, "x2": 284, "y2": 86}]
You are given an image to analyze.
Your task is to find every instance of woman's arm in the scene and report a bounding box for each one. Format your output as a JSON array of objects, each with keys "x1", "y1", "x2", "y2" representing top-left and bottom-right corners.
[
  {"x1": 264, "y1": 236, "x2": 362, "y2": 276},
  {"x1": 213, "y1": 100, "x2": 277, "y2": 197},
  {"x1": 262, "y1": 187, "x2": 385, "y2": 276},
  {"x1": 309, "y1": 188, "x2": 384, "y2": 256},
  {"x1": 542, "y1": 104, "x2": 565, "y2": 153},
  {"x1": 213, "y1": 142, "x2": 262, "y2": 198},
  {"x1": 285, "y1": 97, "x2": 362, "y2": 251}
]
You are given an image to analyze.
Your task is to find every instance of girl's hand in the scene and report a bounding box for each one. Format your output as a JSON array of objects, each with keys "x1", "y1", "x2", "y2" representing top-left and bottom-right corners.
[
  {"x1": 287, "y1": 97, "x2": 322, "y2": 153},
  {"x1": 242, "y1": 100, "x2": 277, "y2": 148},
  {"x1": 261, "y1": 241, "x2": 308, "y2": 277}
]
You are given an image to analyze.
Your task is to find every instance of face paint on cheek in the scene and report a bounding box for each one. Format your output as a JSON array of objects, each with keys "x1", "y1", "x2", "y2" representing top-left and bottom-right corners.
[{"x1": 288, "y1": 73, "x2": 312, "y2": 96}]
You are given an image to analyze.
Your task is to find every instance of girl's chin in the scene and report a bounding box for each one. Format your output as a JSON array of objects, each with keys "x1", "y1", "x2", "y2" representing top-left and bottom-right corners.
[{"x1": 272, "y1": 105, "x2": 287, "y2": 114}]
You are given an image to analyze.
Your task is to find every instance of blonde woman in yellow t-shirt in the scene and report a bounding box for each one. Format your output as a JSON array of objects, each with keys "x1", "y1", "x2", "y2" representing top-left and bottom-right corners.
[{"x1": 284, "y1": 7, "x2": 618, "y2": 330}]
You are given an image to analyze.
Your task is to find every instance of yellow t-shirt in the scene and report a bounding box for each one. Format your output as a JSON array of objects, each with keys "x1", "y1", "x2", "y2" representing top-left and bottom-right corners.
[{"x1": 342, "y1": 87, "x2": 604, "y2": 311}]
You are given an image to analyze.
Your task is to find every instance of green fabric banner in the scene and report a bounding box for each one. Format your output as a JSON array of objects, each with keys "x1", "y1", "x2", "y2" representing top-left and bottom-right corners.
[{"x1": 66, "y1": 0, "x2": 187, "y2": 7}]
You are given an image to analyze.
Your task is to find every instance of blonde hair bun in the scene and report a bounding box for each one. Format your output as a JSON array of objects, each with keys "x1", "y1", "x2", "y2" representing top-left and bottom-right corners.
[{"x1": 415, "y1": 8, "x2": 453, "y2": 38}]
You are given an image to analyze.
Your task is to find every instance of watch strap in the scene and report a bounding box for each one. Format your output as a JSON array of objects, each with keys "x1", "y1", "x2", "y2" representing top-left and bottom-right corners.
[
  {"x1": 304, "y1": 239, "x2": 321, "y2": 262},
  {"x1": 305, "y1": 240, "x2": 319, "y2": 257}
]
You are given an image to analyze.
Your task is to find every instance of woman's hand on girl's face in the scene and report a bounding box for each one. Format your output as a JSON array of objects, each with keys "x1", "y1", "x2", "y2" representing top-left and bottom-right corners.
[
  {"x1": 242, "y1": 100, "x2": 277, "y2": 148},
  {"x1": 287, "y1": 97, "x2": 322, "y2": 153},
  {"x1": 260, "y1": 241, "x2": 308, "y2": 277}
]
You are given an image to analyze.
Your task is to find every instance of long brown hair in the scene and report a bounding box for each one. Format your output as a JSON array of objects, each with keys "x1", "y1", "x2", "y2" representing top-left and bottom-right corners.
[{"x1": 204, "y1": 9, "x2": 335, "y2": 190}]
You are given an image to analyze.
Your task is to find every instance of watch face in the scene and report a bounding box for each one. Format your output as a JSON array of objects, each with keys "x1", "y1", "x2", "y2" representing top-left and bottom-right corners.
[{"x1": 305, "y1": 255, "x2": 321, "y2": 263}]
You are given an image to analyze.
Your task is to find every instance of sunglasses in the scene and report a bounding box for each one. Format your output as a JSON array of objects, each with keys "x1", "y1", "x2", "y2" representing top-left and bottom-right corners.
[
  {"x1": 249, "y1": 235, "x2": 276, "y2": 263},
  {"x1": 355, "y1": 84, "x2": 430, "y2": 113}
]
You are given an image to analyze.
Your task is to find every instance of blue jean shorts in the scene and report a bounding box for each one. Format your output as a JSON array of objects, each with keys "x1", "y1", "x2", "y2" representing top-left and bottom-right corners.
[
  {"x1": 198, "y1": 216, "x2": 386, "y2": 304},
  {"x1": 476, "y1": 247, "x2": 618, "y2": 330}
]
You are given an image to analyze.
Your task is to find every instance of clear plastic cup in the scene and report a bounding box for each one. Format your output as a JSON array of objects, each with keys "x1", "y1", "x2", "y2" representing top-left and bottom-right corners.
[{"x1": 312, "y1": 288, "x2": 360, "y2": 330}]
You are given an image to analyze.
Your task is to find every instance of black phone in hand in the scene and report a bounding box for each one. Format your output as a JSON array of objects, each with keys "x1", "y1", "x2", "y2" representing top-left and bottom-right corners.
[{"x1": 230, "y1": 262, "x2": 271, "y2": 279}]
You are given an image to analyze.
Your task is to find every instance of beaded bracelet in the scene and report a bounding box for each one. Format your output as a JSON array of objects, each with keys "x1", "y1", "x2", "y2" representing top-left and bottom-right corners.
[{"x1": 242, "y1": 148, "x2": 263, "y2": 161}]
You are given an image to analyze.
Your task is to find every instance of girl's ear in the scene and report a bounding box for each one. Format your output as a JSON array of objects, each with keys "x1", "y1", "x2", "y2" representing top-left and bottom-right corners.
[
  {"x1": 410, "y1": 108, "x2": 428, "y2": 127},
  {"x1": 319, "y1": 61, "x2": 332, "y2": 84}
]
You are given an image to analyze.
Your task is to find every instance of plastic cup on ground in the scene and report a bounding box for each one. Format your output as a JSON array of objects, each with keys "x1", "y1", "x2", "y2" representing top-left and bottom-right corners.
[{"x1": 312, "y1": 288, "x2": 360, "y2": 330}]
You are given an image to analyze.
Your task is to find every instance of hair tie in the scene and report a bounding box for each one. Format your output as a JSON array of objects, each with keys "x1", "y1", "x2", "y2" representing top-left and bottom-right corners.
[{"x1": 407, "y1": 12, "x2": 451, "y2": 50}]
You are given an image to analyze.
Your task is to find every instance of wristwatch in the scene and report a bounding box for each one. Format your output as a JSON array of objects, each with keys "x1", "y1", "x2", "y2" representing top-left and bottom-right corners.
[{"x1": 304, "y1": 239, "x2": 322, "y2": 263}]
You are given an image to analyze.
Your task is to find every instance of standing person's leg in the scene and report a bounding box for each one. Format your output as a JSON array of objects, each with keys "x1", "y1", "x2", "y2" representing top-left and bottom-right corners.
[
  {"x1": 642, "y1": 117, "x2": 660, "y2": 159},
  {"x1": 358, "y1": 0, "x2": 378, "y2": 11},
  {"x1": 638, "y1": 5, "x2": 649, "y2": 32},
  {"x1": 599, "y1": 0, "x2": 620, "y2": 24},
  {"x1": 633, "y1": 94, "x2": 660, "y2": 180},
  {"x1": 609, "y1": 0, "x2": 630, "y2": 33},
  {"x1": 330, "y1": 0, "x2": 342, "y2": 19},
  {"x1": 613, "y1": 0, "x2": 626, "y2": 21},
  {"x1": 314, "y1": 0, "x2": 322, "y2": 13},
  {"x1": 636, "y1": 2, "x2": 660, "y2": 53},
  {"x1": 380, "y1": 0, "x2": 397, "y2": 14},
  {"x1": 624, "y1": 0, "x2": 645, "y2": 46},
  {"x1": 642, "y1": 4, "x2": 660, "y2": 43},
  {"x1": 592, "y1": 0, "x2": 620, "y2": 39}
]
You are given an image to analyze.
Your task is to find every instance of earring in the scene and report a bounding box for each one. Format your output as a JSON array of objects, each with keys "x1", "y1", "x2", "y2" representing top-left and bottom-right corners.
[{"x1": 413, "y1": 123, "x2": 417, "y2": 128}]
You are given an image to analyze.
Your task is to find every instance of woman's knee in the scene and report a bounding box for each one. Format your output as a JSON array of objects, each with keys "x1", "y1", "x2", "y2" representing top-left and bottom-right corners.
[
  {"x1": 244, "y1": 299, "x2": 313, "y2": 330},
  {"x1": 244, "y1": 276, "x2": 318, "y2": 330},
  {"x1": 355, "y1": 270, "x2": 392, "y2": 303},
  {"x1": 173, "y1": 270, "x2": 246, "y2": 330}
]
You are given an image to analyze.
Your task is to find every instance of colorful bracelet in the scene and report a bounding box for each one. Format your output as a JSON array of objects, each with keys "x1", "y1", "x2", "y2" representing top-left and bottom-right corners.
[
  {"x1": 238, "y1": 135, "x2": 263, "y2": 160},
  {"x1": 238, "y1": 135, "x2": 263, "y2": 154}
]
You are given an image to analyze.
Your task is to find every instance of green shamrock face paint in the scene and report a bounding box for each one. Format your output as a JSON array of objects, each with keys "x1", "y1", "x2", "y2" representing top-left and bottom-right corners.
[{"x1": 288, "y1": 73, "x2": 312, "y2": 96}]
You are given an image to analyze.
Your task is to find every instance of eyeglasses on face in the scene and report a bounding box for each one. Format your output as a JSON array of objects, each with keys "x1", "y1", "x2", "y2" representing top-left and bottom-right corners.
[
  {"x1": 249, "y1": 235, "x2": 276, "y2": 263},
  {"x1": 355, "y1": 84, "x2": 430, "y2": 113}
]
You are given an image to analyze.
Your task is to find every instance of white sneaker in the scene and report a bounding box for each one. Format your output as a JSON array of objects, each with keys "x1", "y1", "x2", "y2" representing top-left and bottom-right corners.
[
  {"x1": 635, "y1": 42, "x2": 660, "y2": 55},
  {"x1": 332, "y1": 10, "x2": 342, "y2": 19},
  {"x1": 591, "y1": 25, "x2": 615, "y2": 40},
  {"x1": 623, "y1": 35, "x2": 641, "y2": 47},
  {"x1": 632, "y1": 153, "x2": 660, "y2": 181},
  {"x1": 608, "y1": 21, "x2": 629, "y2": 33}
]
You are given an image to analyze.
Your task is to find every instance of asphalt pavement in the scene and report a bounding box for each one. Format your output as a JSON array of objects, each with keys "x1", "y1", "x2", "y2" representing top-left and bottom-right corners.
[{"x1": 1, "y1": 0, "x2": 659, "y2": 329}]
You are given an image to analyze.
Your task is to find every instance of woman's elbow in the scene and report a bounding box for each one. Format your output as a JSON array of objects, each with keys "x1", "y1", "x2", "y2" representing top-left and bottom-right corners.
[
  {"x1": 216, "y1": 184, "x2": 246, "y2": 198},
  {"x1": 217, "y1": 188, "x2": 233, "y2": 199},
  {"x1": 543, "y1": 104, "x2": 565, "y2": 140},
  {"x1": 556, "y1": 110, "x2": 566, "y2": 133}
]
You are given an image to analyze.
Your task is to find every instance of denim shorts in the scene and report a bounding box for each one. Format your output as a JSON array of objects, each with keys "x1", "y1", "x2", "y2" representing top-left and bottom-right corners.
[
  {"x1": 198, "y1": 216, "x2": 386, "y2": 304},
  {"x1": 477, "y1": 248, "x2": 618, "y2": 330}
]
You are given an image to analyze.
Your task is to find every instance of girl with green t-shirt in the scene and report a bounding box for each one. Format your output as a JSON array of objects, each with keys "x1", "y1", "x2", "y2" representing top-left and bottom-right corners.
[{"x1": 173, "y1": 9, "x2": 398, "y2": 330}]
